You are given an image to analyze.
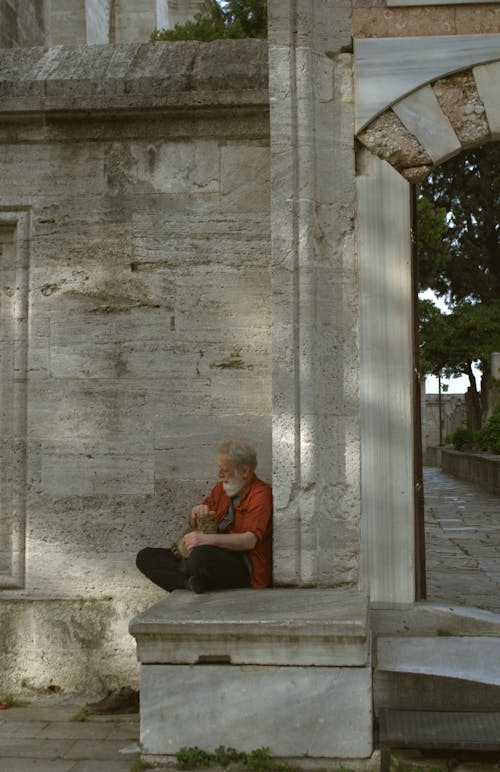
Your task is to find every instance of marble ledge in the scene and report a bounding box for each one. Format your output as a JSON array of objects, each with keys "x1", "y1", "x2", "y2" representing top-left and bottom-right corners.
[
  {"x1": 377, "y1": 635, "x2": 500, "y2": 685},
  {"x1": 354, "y1": 33, "x2": 500, "y2": 132},
  {"x1": 130, "y1": 587, "x2": 370, "y2": 667}
]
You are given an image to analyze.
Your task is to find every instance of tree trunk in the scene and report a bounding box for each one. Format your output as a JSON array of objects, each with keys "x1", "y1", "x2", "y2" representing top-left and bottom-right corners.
[{"x1": 467, "y1": 361, "x2": 482, "y2": 430}]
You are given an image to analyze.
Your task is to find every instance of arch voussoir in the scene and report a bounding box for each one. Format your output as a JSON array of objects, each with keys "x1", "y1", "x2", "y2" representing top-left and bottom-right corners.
[{"x1": 356, "y1": 63, "x2": 498, "y2": 181}]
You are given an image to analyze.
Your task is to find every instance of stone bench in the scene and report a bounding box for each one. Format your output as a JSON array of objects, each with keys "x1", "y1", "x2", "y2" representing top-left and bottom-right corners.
[{"x1": 129, "y1": 587, "x2": 372, "y2": 763}]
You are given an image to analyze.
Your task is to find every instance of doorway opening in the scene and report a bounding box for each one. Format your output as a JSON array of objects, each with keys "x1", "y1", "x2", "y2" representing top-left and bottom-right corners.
[{"x1": 415, "y1": 142, "x2": 500, "y2": 611}]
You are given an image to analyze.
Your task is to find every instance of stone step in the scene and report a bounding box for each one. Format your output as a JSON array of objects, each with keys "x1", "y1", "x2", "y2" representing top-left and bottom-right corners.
[
  {"x1": 371, "y1": 602, "x2": 500, "y2": 638},
  {"x1": 376, "y1": 635, "x2": 500, "y2": 685},
  {"x1": 374, "y1": 634, "x2": 500, "y2": 714},
  {"x1": 374, "y1": 671, "x2": 500, "y2": 714}
]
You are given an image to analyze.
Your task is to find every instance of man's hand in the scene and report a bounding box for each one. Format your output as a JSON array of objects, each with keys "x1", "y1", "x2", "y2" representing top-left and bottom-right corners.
[
  {"x1": 183, "y1": 530, "x2": 214, "y2": 550},
  {"x1": 189, "y1": 505, "x2": 216, "y2": 527},
  {"x1": 183, "y1": 530, "x2": 257, "y2": 552}
]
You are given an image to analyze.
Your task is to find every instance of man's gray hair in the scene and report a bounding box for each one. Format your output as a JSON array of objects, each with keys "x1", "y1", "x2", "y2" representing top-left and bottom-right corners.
[{"x1": 217, "y1": 440, "x2": 257, "y2": 472}]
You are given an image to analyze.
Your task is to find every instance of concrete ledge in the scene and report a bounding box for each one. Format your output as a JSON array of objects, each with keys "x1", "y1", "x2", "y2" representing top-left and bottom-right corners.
[
  {"x1": 441, "y1": 448, "x2": 500, "y2": 495},
  {"x1": 129, "y1": 587, "x2": 370, "y2": 666}
]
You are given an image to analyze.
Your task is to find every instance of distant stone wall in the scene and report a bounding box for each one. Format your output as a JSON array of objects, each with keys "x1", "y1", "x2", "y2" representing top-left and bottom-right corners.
[
  {"x1": 0, "y1": 0, "x2": 206, "y2": 48},
  {"x1": 442, "y1": 448, "x2": 500, "y2": 495},
  {"x1": 0, "y1": 0, "x2": 45, "y2": 48},
  {"x1": 0, "y1": 39, "x2": 271, "y2": 691},
  {"x1": 421, "y1": 393, "x2": 467, "y2": 465}
]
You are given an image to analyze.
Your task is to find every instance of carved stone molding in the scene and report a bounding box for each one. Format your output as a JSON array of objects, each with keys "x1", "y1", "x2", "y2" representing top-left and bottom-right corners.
[{"x1": 0, "y1": 209, "x2": 30, "y2": 589}]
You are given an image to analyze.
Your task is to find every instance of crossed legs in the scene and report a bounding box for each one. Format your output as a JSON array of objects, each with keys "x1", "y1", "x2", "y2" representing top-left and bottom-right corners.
[{"x1": 136, "y1": 545, "x2": 251, "y2": 593}]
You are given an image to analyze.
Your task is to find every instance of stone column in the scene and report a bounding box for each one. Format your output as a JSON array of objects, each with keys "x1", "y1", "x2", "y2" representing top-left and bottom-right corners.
[
  {"x1": 166, "y1": 0, "x2": 206, "y2": 29},
  {"x1": 269, "y1": 0, "x2": 360, "y2": 586},
  {"x1": 46, "y1": 0, "x2": 87, "y2": 46},
  {"x1": 0, "y1": 210, "x2": 30, "y2": 589},
  {"x1": 0, "y1": 0, "x2": 45, "y2": 47},
  {"x1": 86, "y1": 0, "x2": 111, "y2": 44},
  {"x1": 356, "y1": 151, "x2": 415, "y2": 604}
]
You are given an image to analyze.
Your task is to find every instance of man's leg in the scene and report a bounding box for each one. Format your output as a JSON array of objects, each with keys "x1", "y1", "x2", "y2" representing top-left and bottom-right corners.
[
  {"x1": 185, "y1": 546, "x2": 251, "y2": 592},
  {"x1": 136, "y1": 547, "x2": 186, "y2": 591}
]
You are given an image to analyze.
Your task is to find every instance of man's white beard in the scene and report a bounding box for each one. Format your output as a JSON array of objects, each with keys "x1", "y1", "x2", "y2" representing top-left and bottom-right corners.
[{"x1": 222, "y1": 475, "x2": 245, "y2": 497}]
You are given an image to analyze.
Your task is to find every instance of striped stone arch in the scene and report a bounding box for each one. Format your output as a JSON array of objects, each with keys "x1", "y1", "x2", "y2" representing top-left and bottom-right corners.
[{"x1": 355, "y1": 60, "x2": 500, "y2": 181}]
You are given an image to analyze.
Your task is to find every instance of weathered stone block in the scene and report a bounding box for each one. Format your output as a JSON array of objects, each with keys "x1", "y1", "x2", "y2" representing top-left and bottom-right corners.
[
  {"x1": 132, "y1": 589, "x2": 372, "y2": 759},
  {"x1": 141, "y1": 663, "x2": 372, "y2": 758}
]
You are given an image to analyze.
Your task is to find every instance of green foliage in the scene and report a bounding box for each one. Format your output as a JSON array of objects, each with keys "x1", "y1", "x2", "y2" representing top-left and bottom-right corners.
[
  {"x1": 475, "y1": 404, "x2": 500, "y2": 454},
  {"x1": 418, "y1": 298, "x2": 449, "y2": 377},
  {"x1": 130, "y1": 758, "x2": 154, "y2": 772},
  {"x1": 213, "y1": 745, "x2": 247, "y2": 766},
  {"x1": 416, "y1": 196, "x2": 451, "y2": 290},
  {"x1": 71, "y1": 707, "x2": 89, "y2": 721},
  {"x1": 418, "y1": 143, "x2": 500, "y2": 305},
  {"x1": 448, "y1": 426, "x2": 475, "y2": 450},
  {"x1": 176, "y1": 745, "x2": 289, "y2": 770},
  {"x1": 417, "y1": 143, "x2": 500, "y2": 423},
  {"x1": 152, "y1": 0, "x2": 267, "y2": 42},
  {"x1": 419, "y1": 298, "x2": 500, "y2": 376},
  {"x1": 0, "y1": 693, "x2": 28, "y2": 707},
  {"x1": 176, "y1": 746, "x2": 213, "y2": 768},
  {"x1": 245, "y1": 747, "x2": 274, "y2": 771}
]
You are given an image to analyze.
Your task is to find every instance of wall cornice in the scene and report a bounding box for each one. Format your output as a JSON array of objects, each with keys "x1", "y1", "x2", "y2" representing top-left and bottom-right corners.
[{"x1": 0, "y1": 40, "x2": 269, "y2": 118}]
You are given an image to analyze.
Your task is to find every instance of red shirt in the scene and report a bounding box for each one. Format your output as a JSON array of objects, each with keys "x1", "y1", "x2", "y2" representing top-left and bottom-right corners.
[{"x1": 202, "y1": 474, "x2": 273, "y2": 588}]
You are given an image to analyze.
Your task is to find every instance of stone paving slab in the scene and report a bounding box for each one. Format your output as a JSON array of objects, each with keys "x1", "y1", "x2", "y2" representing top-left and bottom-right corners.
[
  {"x1": 0, "y1": 719, "x2": 49, "y2": 737},
  {"x1": 69, "y1": 763, "x2": 140, "y2": 772},
  {"x1": 37, "y1": 722, "x2": 117, "y2": 740},
  {"x1": 0, "y1": 738, "x2": 77, "y2": 759},
  {"x1": 424, "y1": 466, "x2": 500, "y2": 613},
  {"x1": 0, "y1": 761, "x2": 135, "y2": 772},
  {"x1": 0, "y1": 761, "x2": 74, "y2": 772},
  {"x1": 0, "y1": 697, "x2": 140, "y2": 772}
]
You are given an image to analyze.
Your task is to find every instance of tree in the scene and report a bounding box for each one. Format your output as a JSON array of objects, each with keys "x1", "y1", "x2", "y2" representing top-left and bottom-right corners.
[
  {"x1": 418, "y1": 143, "x2": 500, "y2": 304},
  {"x1": 417, "y1": 142, "x2": 500, "y2": 425},
  {"x1": 419, "y1": 298, "x2": 500, "y2": 428},
  {"x1": 151, "y1": 0, "x2": 267, "y2": 42}
]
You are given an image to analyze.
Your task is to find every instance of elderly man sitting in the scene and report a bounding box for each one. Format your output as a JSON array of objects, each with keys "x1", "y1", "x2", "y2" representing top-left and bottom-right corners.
[{"x1": 136, "y1": 439, "x2": 273, "y2": 594}]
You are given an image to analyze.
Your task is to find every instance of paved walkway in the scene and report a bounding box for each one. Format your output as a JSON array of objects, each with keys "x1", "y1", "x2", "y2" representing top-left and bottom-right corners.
[
  {"x1": 424, "y1": 466, "x2": 500, "y2": 612},
  {"x1": 0, "y1": 467, "x2": 499, "y2": 771},
  {"x1": 0, "y1": 695, "x2": 141, "y2": 771}
]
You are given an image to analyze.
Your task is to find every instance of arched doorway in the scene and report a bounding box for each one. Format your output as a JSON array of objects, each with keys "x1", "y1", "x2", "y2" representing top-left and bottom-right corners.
[{"x1": 355, "y1": 43, "x2": 500, "y2": 604}]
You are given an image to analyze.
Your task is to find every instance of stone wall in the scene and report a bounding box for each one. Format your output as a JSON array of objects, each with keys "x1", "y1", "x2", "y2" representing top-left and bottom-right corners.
[
  {"x1": 421, "y1": 393, "x2": 467, "y2": 465},
  {"x1": 442, "y1": 448, "x2": 500, "y2": 495},
  {"x1": 0, "y1": 39, "x2": 271, "y2": 692},
  {"x1": 352, "y1": 1, "x2": 500, "y2": 39},
  {"x1": 0, "y1": 0, "x2": 206, "y2": 48},
  {"x1": 268, "y1": 0, "x2": 360, "y2": 588},
  {"x1": 0, "y1": 0, "x2": 45, "y2": 48}
]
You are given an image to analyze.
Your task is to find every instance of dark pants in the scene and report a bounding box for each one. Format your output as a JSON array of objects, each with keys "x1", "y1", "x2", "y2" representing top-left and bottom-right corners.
[{"x1": 136, "y1": 545, "x2": 251, "y2": 592}]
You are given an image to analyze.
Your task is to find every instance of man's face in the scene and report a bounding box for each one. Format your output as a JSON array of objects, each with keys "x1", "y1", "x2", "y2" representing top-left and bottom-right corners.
[{"x1": 217, "y1": 453, "x2": 251, "y2": 497}]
